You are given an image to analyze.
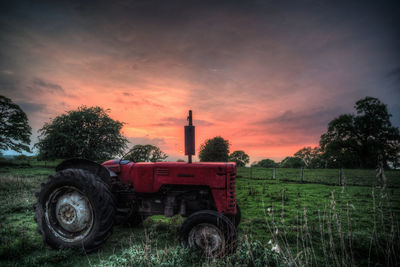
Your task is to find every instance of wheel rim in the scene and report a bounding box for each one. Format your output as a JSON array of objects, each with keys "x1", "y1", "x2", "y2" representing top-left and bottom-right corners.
[
  {"x1": 188, "y1": 223, "x2": 225, "y2": 255},
  {"x1": 45, "y1": 186, "x2": 94, "y2": 243}
]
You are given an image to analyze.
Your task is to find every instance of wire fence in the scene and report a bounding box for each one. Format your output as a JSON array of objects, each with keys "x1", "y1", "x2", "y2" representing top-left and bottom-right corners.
[
  {"x1": 237, "y1": 167, "x2": 400, "y2": 188},
  {"x1": 2, "y1": 159, "x2": 400, "y2": 188}
]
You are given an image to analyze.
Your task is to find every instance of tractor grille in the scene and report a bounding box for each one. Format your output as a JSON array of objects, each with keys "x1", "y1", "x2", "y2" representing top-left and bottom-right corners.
[
  {"x1": 228, "y1": 172, "x2": 236, "y2": 209},
  {"x1": 155, "y1": 168, "x2": 169, "y2": 176}
]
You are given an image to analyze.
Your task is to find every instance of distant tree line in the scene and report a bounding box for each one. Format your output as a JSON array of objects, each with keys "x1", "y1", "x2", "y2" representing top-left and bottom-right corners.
[
  {"x1": 1, "y1": 94, "x2": 399, "y2": 168},
  {"x1": 252, "y1": 97, "x2": 400, "y2": 169},
  {"x1": 199, "y1": 97, "x2": 400, "y2": 169}
]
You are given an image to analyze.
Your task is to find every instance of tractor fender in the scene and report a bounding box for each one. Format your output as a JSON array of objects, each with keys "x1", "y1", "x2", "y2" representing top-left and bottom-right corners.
[{"x1": 56, "y1": 158, "x2": 111, "y2": 184}]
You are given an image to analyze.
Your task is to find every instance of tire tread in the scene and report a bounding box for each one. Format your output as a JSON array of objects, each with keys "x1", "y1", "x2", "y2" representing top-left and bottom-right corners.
[{"x1": 34, "y1": 168, "x2": 115, "y2": 253}]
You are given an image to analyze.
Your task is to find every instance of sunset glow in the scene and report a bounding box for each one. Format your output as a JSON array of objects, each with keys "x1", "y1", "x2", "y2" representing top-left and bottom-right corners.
[{"x1": 1, "y1": 1, "x2": 399, "y2": 162}]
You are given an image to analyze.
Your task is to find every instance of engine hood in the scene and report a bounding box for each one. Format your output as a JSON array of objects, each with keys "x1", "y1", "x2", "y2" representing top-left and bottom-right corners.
[{"x1": 102, "y1": 159, "x2": 128, "y2": 173}]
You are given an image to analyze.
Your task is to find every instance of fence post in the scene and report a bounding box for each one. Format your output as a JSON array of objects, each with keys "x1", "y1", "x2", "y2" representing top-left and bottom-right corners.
[
  {"x1": 273, "y1": 167, "x2": 276, "y2": 180},
  {"x1": 300, "y1": 167, "x2": 303, "y2": 183},
  {"x1": 377, "y1": 162, "x2": 387, "y2": 189},
  {"x1": 338, "y1": 168, "x2": 342, "y2": 186}
]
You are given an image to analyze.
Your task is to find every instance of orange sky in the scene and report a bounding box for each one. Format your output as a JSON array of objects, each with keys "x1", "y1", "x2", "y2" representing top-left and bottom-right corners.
[{"x1": 1, "y1": 1, "x2": 399, "y2": 162}]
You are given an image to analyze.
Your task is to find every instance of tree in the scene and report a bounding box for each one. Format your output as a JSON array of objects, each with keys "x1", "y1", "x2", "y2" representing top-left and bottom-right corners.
[
  {"x1": 199, "y1": 136, "x2": 230, "y2": 162},
  {"x1": 280, "y1": 157, "x2": 305, "y2": 168},
  {"x1": 294, "y1": 146, "x2": 324, "y2": 168},
  {"x1": 126, "y1": 144, "x2": 168, "y2": 162},
  {"x1": 254, "y1": 159, "x2": 278, "y2": 168},
  {"x1": 255, "y1": 158, "x2": 277, "y2": 168},
  {"x1": 354, "y1": 97, "x2": 400, "y2": 168},
  {"x1": 0, "y1": 95, "x2": 32, "y2": 153},
  {"x1": 35, "y1": 106, "x2": 128, "y2": 160},
  {"x1": 320, "y1": 97, "x2": 400, "y2": 168},
  {"x1": 229, "y1": 150, "x2": 249, "y2": 167},
  {"x1": 319, "y1": 114, "x2": 360, "y2": 168},
  {"x1": 294, "y1": 147, "x2": 312, "y2": 167}
]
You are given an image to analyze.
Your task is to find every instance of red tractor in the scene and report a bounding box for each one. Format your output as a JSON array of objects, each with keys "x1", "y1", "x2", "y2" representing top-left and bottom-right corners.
[{"x1": 34, "y1": 111, "x2": 240, "y2": 256}]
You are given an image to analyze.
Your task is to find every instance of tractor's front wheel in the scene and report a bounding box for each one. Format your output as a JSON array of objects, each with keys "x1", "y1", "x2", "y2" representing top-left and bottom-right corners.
[
  {"x1": 180, "y1": 210, "x2": 237, "y2": 256},
  {"x1": 34, "y1": 169, "x2": 115, "y2": 253}
]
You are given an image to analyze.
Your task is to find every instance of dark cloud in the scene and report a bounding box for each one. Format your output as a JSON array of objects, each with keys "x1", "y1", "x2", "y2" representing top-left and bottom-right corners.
[
  {"x1": 32, "y1": 78, "x2": 64, "y2": 93},
  {"x1": 114, "y1": 97, "x2": 164, "y2": 109},
  {"x1": 0, "y1": 73, "x2": 20, "y2": 98},
  {"x1": 387, "y1": 67, "x2": 400, "y2": 83},
  {"x1": 239, "y1": 136, "x2": 316, "y2": 148},
  {"x1": 389, "y1": 105, "x2": 400, "y2": 127},
  {"x1": 16, "y1": 101, "x2": 46, "y2": 114},
  {"x1": 0, "y1": 74, "x2": 66, "y2": 99},
  {"x1": 254, "y1": 106, "x2": 347, "y2": 136},
  {"x1": 1, "y1": 0, "x2": 399, "y2": 157}
]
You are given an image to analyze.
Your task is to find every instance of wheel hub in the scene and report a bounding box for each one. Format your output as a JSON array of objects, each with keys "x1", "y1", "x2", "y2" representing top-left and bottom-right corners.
[
  {"x1": 188, "y1": 223, "x2": 224, "y2": 255},
  {"x1": 52, "y1": 190, "x2": 93, "y2": 234},
  {"x1": 59, "y1": 204, "x2": 76, "y2": 222}
]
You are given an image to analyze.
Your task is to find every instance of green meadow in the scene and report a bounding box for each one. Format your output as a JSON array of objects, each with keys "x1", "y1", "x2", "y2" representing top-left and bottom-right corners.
[{"x1": 1, "y1": 163, "x2": 399, "y2": 266}]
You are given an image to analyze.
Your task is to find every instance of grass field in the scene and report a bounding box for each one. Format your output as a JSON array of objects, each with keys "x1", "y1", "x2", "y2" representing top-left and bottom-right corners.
[
  {"x1": 0, "y1": 164, "x2": 399, "y2": 266},
  {"x1": 238, "y1": 167, "x2": 400, "y2": 187}
]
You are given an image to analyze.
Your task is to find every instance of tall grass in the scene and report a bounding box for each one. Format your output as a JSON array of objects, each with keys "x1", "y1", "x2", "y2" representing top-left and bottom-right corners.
[
  {"x1": 1, "y1": 168, "x2": 399, "y2": 266},
  {"x1": 261, "y1": 185, "x2": 400, "y2": 267}
]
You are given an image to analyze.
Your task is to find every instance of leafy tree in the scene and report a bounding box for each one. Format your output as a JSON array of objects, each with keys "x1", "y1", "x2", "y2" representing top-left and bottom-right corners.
[
  {"x1": 320, "y1": 97, "x2": 400, "y2": 168},
  {"x1": 354, "y1": 97, "x2": 400, "y2": 168},
  {"x1": 280, "y1": 157, "x2": 305, "y2": 168},
  {"x1": 294, "y1": 146, "x2": 324, "y2": 168},
  {"x1": 319, "y1": 114, "x2": 360, "y2": 168},
  {"x1": 229, "y1": 150, "x2": 250, "y2": 167},
  {"x1": 0, "y1": 95, "x2": 32, "y2": 153},
  {"x1": 199, "y1": 136, "x2": 230, "y2": 162},
  {"x1": 35, "y1": 106, "x2": 128, "y2": 160},
  {"x1": 255, "y1": 158, "x2": 277, "y2": 168},
  {"x1": 126, "y1": 144, "x2": 168, "y2": 162},
  {"x1": 294, "y1": 147, "x2": 312, "y2": 167}
]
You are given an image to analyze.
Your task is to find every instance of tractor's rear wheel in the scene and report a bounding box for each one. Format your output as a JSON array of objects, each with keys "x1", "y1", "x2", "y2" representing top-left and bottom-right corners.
[
  {"x1": 180, "y1": 210, "x2": 237, "y2": 256},
  {"x1": 34, "y1": 169, "x2": 115, "y2": 253}
]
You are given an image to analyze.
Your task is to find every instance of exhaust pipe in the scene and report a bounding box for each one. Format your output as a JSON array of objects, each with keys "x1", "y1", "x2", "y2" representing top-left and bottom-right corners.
[{"x1": 184, "y1": 110, "x2": 195, "y2": 163}]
